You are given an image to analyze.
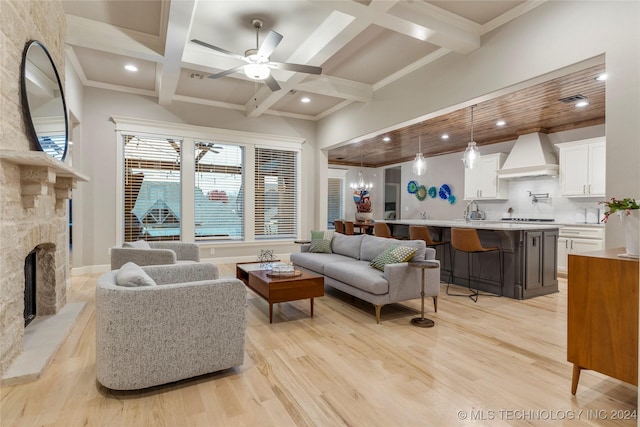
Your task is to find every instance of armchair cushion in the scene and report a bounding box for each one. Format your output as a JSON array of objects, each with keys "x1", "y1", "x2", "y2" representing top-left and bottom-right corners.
[
  {"x1": 123, "y1": 240, "x2": 151, "y2": 249},
  {"x1": 116, "y1": 262, "x2": 157, "y2": 287}
]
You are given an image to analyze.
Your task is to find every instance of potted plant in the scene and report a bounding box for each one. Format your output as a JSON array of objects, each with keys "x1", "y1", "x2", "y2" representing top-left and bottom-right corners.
[{"x1": 600, "y1": 197, "x2": 639, "y2": 257}]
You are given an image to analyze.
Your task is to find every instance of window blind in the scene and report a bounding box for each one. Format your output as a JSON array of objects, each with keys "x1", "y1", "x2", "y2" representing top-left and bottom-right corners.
[
  {"x1": 123, "y1": 135, "x2": 182, "y2": 242},
  {"x1": 327, "y1": 177, "x2": 343, "y2": 229},
  {"x1": 194, "y1": 141, "x2": 244, "y2": 240},
  {"x1": 255, "y1": 147, "x2": 297, "y2": 239}
]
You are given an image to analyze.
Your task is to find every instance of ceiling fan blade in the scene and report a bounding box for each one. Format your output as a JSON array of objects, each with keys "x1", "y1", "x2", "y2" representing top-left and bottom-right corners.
[
  {"x1": 269, "y1": 62, "x2": 322, "y2": 75},
  {"x1": 191, "y1": 39, "x2": 246, "y2": 61},
  {"x1": 208, "y1": 64, "x2": 246, "y2": 79},
  {"x1": 257, "y1": 30, "x2": 283, "y2": 59},
  {"x1": 264, "y1": 74, "x2": 281, "y2": 91}
]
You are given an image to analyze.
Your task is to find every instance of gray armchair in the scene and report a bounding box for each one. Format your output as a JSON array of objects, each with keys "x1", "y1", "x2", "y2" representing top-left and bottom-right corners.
[
  {"x1": 96, "y1": 262, "x2": 247, "y2": 390},
  {"x1": 110, "y1": 240, "x2": 200, "y2": 270}
]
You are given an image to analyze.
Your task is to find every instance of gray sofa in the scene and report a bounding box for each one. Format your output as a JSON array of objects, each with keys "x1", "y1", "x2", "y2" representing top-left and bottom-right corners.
[
  {"x1": 110, "y1": 240, "x2": 200, "y2": 270},
  {"x1": 96, "y1": 262, "x2": 246, "y2": 390},
  {"x1": 291, "y1": 233, "x2": 440, "y2": 323}
]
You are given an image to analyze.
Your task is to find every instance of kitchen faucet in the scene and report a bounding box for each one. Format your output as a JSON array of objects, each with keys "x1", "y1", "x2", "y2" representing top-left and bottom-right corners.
[{"x1": 464, "y1": 200, "x2": 479, "y2": 222}]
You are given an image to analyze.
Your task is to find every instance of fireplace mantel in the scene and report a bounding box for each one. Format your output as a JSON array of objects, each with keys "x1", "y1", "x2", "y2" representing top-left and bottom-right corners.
[{"x1": 0, "y1": 150, "x2": 89, "y2": 209}]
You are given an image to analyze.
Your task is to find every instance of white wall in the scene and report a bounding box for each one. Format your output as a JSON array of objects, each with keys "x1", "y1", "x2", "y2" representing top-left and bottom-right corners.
[
  {"x1": 73, "y1": 87, "x2": 317, "y2": 269},
  {"x1": 317, "y1": 1, "x2": 640, "y2": 249}
]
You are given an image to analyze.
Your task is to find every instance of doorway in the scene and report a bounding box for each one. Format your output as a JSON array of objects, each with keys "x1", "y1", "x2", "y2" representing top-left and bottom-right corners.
[{"x1": 384, "y1": 167, "x2": 401, "y2": 220}]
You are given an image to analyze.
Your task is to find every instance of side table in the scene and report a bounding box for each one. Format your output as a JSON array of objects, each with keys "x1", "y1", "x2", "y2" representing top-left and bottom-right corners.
[{"x1": 408, "y1": 260, "x2": 439, "y2": 327}]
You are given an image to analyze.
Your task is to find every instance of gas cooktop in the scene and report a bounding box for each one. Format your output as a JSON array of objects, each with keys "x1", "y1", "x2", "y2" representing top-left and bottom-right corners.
[{"x1": 501, "y1": 218, "x2": 555, "y2": 222}]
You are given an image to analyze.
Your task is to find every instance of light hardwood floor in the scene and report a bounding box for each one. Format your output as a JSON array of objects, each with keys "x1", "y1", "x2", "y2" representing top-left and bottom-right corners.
[{"x1": 1, "y1": 266, "x2": 637, "y2": 426}]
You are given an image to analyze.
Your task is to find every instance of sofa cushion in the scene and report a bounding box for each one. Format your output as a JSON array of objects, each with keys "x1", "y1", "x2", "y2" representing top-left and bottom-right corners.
[
  {"x1": 116, "y1": 262, "x2": 157, "y2": 287},
  {"x1": 369, "y1": 245, "x2": 417, "y2": 271},
  {"x1": 123, "y1": 240, "x2": 151, "y2": 249},
  {"x1": 290, "y1": 252, "x2": 354, "y2": 275},
  {"x1": 331, "y1": 233, "x2": 364, "y2": 259},
  {"x1": 324, "y1": 261, "x2": 389, "y2": 295},
  {"x1": 309, "y1": 230, "x2": 334, "y2": 253},
  {"x1": 359, "y1": 235, "x2": 399, "y2": 261}
]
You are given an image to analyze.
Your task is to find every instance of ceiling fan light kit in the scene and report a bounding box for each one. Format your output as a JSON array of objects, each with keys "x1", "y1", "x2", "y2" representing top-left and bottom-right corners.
[
  {"x1": 462, "y1": 105, "x2": 480, "y2": 169},
  {"x1": 191, "y1": 18, "x2": 322, "y2": 92}
]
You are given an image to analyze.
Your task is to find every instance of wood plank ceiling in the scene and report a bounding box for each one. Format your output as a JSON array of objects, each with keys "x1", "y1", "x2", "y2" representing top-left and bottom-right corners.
[{"x1": 328, "y1": 64, "x2": 606, "y2": 167}]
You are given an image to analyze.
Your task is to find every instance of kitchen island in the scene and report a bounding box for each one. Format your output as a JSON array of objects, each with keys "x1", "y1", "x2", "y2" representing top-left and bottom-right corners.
[{"x1": 382, "y1": 220, "x2": 560, "y2": 299}]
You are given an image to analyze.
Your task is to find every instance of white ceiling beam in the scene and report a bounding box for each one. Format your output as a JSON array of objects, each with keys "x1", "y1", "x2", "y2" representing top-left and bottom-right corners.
[
  {"x1": 65, "y1": 15, "x2": 163, "y2": 62},
  {"x1": 317, "y1": 0, "x2": 480, "y2": 54},
  {"x1": 295, "y1": 75, "x2": 373, "y2": 103},
  {"x1": 158, "y1": 0, "x2": 197, "y2": 105}
]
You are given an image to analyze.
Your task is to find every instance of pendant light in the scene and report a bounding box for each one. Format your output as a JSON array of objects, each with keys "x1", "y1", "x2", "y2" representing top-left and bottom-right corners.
[
  {"x1": 462, "y1": 105, "x2": 480, "y2": 169},
  {"x1": 412, "y1": 122, "x2": 427, "y2": 175}
]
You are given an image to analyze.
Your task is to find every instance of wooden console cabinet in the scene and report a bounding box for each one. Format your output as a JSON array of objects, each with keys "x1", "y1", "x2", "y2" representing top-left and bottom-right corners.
[{"x1": 567, "y1": 248, "x2": 639, "y2": 394}]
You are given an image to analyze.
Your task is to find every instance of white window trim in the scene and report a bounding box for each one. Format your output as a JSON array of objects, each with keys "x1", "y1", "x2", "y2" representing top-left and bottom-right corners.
[{"x1": 112, "y1": 116, "x2": 304, "y2": 246}]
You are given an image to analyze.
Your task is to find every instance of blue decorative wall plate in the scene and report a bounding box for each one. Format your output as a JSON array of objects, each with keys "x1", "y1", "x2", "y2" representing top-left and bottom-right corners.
[{"x1": 407, "y1": 180, "x2": 418, "y2": 194}]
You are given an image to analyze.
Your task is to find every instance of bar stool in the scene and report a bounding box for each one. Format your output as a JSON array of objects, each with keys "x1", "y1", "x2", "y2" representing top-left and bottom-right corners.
[
  {"x1": 409, "y1": 225, "x2": 451, "y2": 280},
  {"x1": 373, "y1": 222, "x2": 405, "y2": 239},
  {"x1": 334, "y1": 220, "x2": 345, "y2": 234},
  {"x1": 447, "y1": 228, "x2": 503, "y2": 302}
]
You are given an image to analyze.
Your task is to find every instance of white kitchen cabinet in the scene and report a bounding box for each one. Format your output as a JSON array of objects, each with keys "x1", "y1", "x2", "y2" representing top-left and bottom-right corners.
[
  {"x1": 464, "y1": 153, "x2": 508, "y2": 200},
  {"x1": 556, "y1": 137, "x2": 606, "y2": 197},
  {"x1": 557, "y1": 226, "x2": 605, "y2": 273}
]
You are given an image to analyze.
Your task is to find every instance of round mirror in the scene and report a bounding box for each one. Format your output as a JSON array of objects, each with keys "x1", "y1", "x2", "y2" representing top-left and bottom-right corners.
[{"x1": 21, "y1": 40, "x2": 68, "y2": 162}]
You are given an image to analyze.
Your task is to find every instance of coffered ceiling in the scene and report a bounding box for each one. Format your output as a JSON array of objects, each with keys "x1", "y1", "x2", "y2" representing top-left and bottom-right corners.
[{"x1": 62, "y1": 1, "x2": 605, "y2": 166}]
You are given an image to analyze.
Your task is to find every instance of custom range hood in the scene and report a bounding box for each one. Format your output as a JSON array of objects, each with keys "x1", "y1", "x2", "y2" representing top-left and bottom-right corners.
[{"x1": 497, "y1": 132, "x2": 559, "y2": 179}]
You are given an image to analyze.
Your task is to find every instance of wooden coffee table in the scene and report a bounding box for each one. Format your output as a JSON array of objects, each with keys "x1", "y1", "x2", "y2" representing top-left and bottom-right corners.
[{"x1": 236, "y1": 263, "x2": 324, "y2": 323}]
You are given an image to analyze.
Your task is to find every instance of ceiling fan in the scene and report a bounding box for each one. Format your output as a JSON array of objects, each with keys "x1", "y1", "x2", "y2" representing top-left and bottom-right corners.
[{"x1": 191, "y1": 19, "x2": 322, "y2": 91}]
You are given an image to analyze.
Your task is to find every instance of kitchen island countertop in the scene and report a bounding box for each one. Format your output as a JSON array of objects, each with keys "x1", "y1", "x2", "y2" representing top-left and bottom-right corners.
[{"x1": 381, "y1": 219, "x2": 560, "y2": 231}]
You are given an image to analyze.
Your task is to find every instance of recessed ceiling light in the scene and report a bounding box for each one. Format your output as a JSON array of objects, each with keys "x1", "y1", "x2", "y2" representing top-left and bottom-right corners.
[
  {"x1": 496, "y1": 120, "x2": 506, "y2": 126},
  {"x1": 441, "y1": 134, "x2": 449, "y2": 140},
  {"x1": 595, "y1": 73, "x2": 607, "y2": 81},
  {"x1": 383, "y1": 136, "x2": 391, "y2": 142},
  {"x1": 124, "y1": 64, "x2": 138, "y2": 72},
  {"x1": 301, "y1": 96, "x2": 310, "y2": 103},
  {"x1": 575, "y1": 100, "x2": 590, "y2": 108}
]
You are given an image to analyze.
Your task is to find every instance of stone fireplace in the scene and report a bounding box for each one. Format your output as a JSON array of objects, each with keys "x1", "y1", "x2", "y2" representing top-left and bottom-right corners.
[{"x1": 0, "y1": 152, "x2": 86, "y2": 377}]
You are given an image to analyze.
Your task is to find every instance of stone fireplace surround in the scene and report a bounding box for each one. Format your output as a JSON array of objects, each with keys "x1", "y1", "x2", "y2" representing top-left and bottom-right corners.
[{"x1": 0, "y1": 150, "x2": 87, "y2": 379}]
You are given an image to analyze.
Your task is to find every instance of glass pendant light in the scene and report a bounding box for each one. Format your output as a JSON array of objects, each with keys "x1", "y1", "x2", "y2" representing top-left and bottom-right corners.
[
  {"x1": 462, "y1": 105, "x2": 480, "y2": 169},
  {"x1": 412, "y1": 122, "x2": 427, "y2": 175}
]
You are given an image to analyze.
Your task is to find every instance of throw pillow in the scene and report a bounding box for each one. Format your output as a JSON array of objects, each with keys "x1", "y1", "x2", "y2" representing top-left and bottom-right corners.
[
  {"x1": 116, "y1": 262, "x2": 157, "y2": 287},
  {"x1": 122, "y1": 240, "x2": 151, "y2": 249},
  {"x1": 369, "y1": 245, "x2": 417, "y2": 271},
  {"x1": 309, "y1": 230, "x2": 334, "y2": 253}
]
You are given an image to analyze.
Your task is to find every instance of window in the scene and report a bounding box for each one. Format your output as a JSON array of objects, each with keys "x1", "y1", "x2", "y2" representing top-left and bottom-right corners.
[
  {"x1": 194, "y1": 141, "x2": 244, "y2": 240},
  {"x1": 123, "y1": 135, "x2": 182, "y2": 242},
  {"x1": 255, "y1": 147, "x2": 297, "y2": 239},
  {"x1": 115, "y1": 117, "x2": 304, "y2": 244},
  {"x1": 327, "y1": 177, "x2": 343, "y2": 229}
]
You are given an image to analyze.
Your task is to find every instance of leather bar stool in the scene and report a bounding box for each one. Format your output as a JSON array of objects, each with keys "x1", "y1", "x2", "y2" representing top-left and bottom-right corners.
[
  {"x1": 447, "y1": 228, "x2": 503, "y2": 302},
  {"x1": 373, "y1": 222, "x2": 405, "y2": 239},
  {"x1": 409, "y1": 225, "x2": 451, "y2": 280},
  {"x1": 334, "y1": 219, "x2": 345, "y2": 234}
]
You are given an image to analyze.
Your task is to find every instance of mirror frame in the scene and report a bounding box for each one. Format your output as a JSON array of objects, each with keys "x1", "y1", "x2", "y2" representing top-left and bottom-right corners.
[{"x1": 20, "y1": 40, "x2": 69, "y2": 162}]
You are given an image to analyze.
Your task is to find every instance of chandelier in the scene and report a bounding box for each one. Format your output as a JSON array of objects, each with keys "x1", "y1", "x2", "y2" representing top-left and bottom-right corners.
[{"x1": 350, "y1": 156, "x2": 373, "y2": 191}]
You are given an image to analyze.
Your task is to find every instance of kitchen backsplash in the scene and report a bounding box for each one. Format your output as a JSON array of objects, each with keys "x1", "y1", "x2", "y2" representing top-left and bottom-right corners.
[{"x1": 476, "y1": 177, "x2": 605, "y2": 224}]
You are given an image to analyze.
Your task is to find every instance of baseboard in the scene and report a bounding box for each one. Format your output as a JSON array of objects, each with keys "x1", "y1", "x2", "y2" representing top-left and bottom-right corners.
[{"x1": 70, "y1": 264, "x2": 110, "y2": 276}]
